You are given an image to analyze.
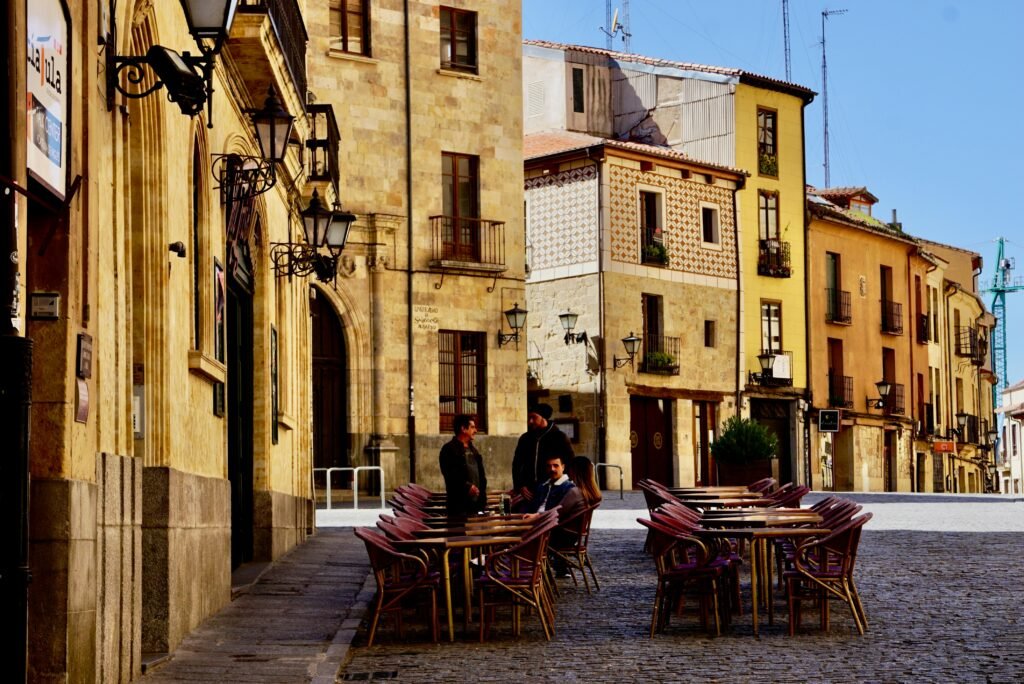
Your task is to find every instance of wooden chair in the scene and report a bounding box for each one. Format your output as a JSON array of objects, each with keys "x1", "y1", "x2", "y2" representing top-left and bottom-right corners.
[
  {"x1": 354, "y1": 527, "x2": 440, "y2": 646},
  {"x1": 548, "y1": 502, "x2": 600, "y2": 593},
  {"x1": 785, "y1": 512, "x2": 872, "y2": 636}
]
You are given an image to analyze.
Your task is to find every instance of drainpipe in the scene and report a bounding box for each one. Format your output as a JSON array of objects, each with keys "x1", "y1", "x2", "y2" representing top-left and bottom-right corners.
[
  {"x1": 404, "y1": 0, "x2": 416, "y2": 483},
  {"x1": 800, "y1": 101, "x2": 812, "y2": 488},
  {"x1": 905, "y1": 243, "x2": 917, "y2": 490},
  {"x1": 587, "y1": 146, "x2": 607, "y2": 485},
  {"x1": 943, "y1": 282, "x2": 956, "y2": 490},
  {"x1": 1, "y1": 2, "x2": 32, "y2": 680}
]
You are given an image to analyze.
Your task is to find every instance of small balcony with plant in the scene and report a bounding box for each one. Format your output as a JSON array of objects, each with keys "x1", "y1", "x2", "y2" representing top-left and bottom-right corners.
[
  {"x1": 641, "y1": 226, "x2": 669, "y2": 267},
  {"x1": 640, "y1": 335, "x2": 680, "y2": 375},
  {"x1": 757, "y1": 239, "x2": 791, "y2": 277}
]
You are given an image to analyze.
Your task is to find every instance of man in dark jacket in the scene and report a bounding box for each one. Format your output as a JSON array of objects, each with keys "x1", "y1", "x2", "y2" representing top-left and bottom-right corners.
[
  {"x1": 438, "y1": 414, "x2": 487, "y2": 515},
  {"x1": 511, "y1": 403, "x2": 574, "y2": 509}
]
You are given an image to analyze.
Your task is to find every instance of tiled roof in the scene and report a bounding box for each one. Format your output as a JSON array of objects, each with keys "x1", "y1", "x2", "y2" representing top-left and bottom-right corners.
[
  {"x1": 523, "y1": 39, "x2": 816, "y2": 101},
  {"x1": 807, "y1": 191, "x2": 912, "y2": 241},
  {"x1": 810, "y1": 186, "x2": 879, "y2": 204},
  {"x1": 524, "y1": 130, "x2": 748, "y2": 177}
]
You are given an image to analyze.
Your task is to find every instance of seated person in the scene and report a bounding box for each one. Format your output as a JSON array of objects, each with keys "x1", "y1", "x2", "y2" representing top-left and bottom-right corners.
[{"x1": 525, "y1": 454, "x2": 584, "y2": 519}]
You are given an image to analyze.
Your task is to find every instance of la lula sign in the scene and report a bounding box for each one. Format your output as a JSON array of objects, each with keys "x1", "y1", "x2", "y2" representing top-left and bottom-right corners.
[{"x1": 27, "y1": 0, "x2": 70, "y2": 199}]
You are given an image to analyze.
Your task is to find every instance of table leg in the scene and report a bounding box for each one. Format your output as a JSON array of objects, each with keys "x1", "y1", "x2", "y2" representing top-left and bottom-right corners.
[
  {"x1": 766, "y1": 540, "x2": 774, "y2": 625},
  {"x1": 441, "y1": 548, "x2": 454, "y2": 642},
  {"x1": 463, "y1": 547, "x2": 473, "y2": 632},
  {"x1": 750, "y1": 539, "x2": 759, "y2": 637}
]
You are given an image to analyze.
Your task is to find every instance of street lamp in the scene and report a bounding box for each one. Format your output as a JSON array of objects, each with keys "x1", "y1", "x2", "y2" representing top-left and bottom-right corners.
[
  {"x1": 271, "y1": 190, "x2": 357, "y2": 282},
  {"x1": 613, "y1": 332, "x2": 642, "y2": 369},
  {"x1": 498, "y1": 304, "x2": 528, "y2": 348},
  {"x1": 869, "y1": 380, "x2": 892, "y2": 409},
  {"x1": 952, "y1": 411, "x2": 968, "y2": 441},
  {"x1": 559, "y1": 311, "x2": 587, "y2": 345}
]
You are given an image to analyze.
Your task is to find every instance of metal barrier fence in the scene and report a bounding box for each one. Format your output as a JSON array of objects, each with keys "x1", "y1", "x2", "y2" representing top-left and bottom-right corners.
[
  {"x1": 596, "y1": 463, "x2": 624, "y2": 500},
  {"x1": 312, "y1": 466, "x2": 385, "y2": 510}
]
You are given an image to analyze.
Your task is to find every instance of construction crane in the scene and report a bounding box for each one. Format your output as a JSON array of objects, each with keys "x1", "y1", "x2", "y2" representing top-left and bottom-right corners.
[{"x1": 986, "y1": 237, "x2": 1024, "y2": 408}]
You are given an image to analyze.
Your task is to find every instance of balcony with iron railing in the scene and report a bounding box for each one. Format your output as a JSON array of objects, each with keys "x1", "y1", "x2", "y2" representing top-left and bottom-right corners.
[
  {"x1": 825, "y1": 288, "x2": 852, "y2": 324},
  {"x1": 883, "y1": 383, "x2": 905, "y2": 415},
  {"x1": 916, "y1": 313, "x2": 930, "y2": 344},
  {"x1": 429, "y1": 216, "x2": 506, "y2": 271},
  {"x1": 827, "y1": 372, "x2": 853, "y2": 408},
  {"x1": 749, "y1": 349, "x2": 794, "y2": 387},
  {"x1": 757, "y1": 239, "x2": 791, "y2": 278},
  {"x1": 641, "y1": 229, "x2": 669, "y2": 267},
  {"x1": 640, "y1": 335, "x2": 681, "y2": 375},
  {"x1": 956, "y1": 326, "x2": 986, "y2": 366},
  {"x1": 881, "y1": 300, "x2": 903, "y2": 335},
  {"x1": 236, "y1": 0, "x2": 308, "y2": 99}
]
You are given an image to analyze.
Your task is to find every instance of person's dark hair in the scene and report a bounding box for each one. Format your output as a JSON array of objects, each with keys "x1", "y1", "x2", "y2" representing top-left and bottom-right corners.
[
  {"x1": 567, "y1": 455, "x2": 602, "y2": 505},
  {"x1": 544, "y1": 453, "x2": 567, "y2": 466},
  {"x1": 452, "y1": 414, "x2": 476, "y2": 434}
]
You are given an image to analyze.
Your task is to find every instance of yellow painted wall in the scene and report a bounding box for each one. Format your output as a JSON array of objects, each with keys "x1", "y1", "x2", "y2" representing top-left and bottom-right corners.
[{"x1": 734, "y1": 84, "x2": 808, "y2": 388}]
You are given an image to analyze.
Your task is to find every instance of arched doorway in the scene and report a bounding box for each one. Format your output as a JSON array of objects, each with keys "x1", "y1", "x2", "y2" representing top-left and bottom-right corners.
[{"x1": 311, "y1": 293, "x2": 349, "y2": 497}]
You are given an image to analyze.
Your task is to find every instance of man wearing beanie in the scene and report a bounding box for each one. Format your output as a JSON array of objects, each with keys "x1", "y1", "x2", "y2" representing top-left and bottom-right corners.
[{"x1": 511, "y1": 403, "x2": 574, "y2": 510}]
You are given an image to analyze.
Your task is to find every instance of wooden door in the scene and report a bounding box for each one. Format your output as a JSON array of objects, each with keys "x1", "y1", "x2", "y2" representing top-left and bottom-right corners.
[
  {"x1": 630, "y1": 396, "x2": 673, "y2": 486},
  {"x1": 312, "y1": 295, "x2": 349, "y2": 482},
  {"x1": 227, "y1": 282, "x2": 254, "y2": 568}
]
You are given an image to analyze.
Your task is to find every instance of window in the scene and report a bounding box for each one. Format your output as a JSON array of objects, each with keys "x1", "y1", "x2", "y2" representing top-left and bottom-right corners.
[
  {"x1": 758, "y1": 190, "x2": 779, "y2": 240},
  {"x1": 700, "y1": 203, "x2": 720, "y2": 245},
  {"x1": 757, "y1": 108, "x2": 777, "y2": 175},
  {"x1": 761, "y1": 301, "x2": 782, "y2": 353},
  {"x1": 440, "y1": 7, "x2": 477, "y2": 73},
  {"x1": 330, "y1": 0, "x2": 370, "y2": 55},
  {"x1": 191, "y1": 142, "x2": 202, "y2": 350},
  {"x1": 572, "y1": 67, "x2": 585, "y2": 113},
  {"x1": 704, "y1": 320, "x2": 716, "y2": 348},
  {"x1": 441, "y1": 152, "x2": 479, "y2": 260},
  {"x1": 639, "y1": 189, "x2": 666, "y2": 265},
  {"x1": 439, "y1": 331, "x2": 486, "y2": 432}
]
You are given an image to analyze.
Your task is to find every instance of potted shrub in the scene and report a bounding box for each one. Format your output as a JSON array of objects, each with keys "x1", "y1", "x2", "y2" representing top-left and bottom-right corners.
[
  {"x1": 642, "y1": 350, "x2": 678, "y2": 373},
  {"x1": 710, "y1": 416, "x2": 780, "y2": 486},
  {"x1": 641, "y1": 243, "x2": 669, "y2": 266}
]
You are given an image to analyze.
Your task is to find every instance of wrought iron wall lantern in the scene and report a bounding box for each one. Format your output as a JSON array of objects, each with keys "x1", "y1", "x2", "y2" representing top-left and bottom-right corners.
[
  {"x1": 212, "y1": 88, "x2": 295, "y2": 200},
  {"x1": 271, "y1": 190, "x2": 356, "y2": 282},
  {"x1": 559, "y1": 311, "x2": 588, "y2": 345},
  {"x1": 951, "y1": 411, "x2": 968, "y2": 440},
  {"x1": 613, "y1": 332, "x2": 642, "y2": 369},
  {"x1": 497, "y1": 304, "x2": 528, "y2": 349},
  {"x1": 868, "y1": 379, "x2": 892, "y2": 410},
  {"x1": 106, "y1": 0, "x2": 238, "y2": 124},
  {"x1": 749, "y1": 351, "x2": 777, "y2": 384}
]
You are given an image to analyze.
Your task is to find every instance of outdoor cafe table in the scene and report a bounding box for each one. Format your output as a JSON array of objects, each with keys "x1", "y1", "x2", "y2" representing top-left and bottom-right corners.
[
  {"x1": 696, "y1": 511, "x2": 826, "y2": 636},
  {"x1": 672, "y1": 497, "x2": 775, "y2": 509},
  {"x1": 392, "y1": 532, "x2": 524, "y2": 641}
]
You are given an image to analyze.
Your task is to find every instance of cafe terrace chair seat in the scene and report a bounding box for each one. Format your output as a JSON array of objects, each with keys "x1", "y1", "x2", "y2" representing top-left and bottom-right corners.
[
  {"x1": 638, "y1": 517, "x2": 731, "y2": 637},
  {"x1": 785, "y1": 512, "x2": 872, "y2": 636},
  {"x1": 354, "y1": 527, "x2": 441, "y2": 646},
  {"x1": 475, "y1": 516, "x2": 559, "y2": 641}
]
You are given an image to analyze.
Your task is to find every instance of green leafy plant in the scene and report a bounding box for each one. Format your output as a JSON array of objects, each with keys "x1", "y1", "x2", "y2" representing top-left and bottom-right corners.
[
  {"x1": 711, "y1": 416, "x2": 779, "y2": 463},
  {"x1": 759, "y1": 152, "x2": 778, "y2": 176},
  {"x1": 642, "y1": 243, "x2": 669, "y2": 265},
  {"x1": 644, "y1": 350, "x2": 677, "y2": 369}
]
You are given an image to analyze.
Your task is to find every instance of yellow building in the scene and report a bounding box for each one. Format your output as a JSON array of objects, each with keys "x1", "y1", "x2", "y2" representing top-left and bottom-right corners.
[
  {"x1": 806, "y1": 188, "x2": 930, "y2": 491},
  {"x1": 524, "y1": 131, "x2": 745, "y2": 487},
  {"x1": 522, "y1": 40, "x2": 814, "y2": 483}
]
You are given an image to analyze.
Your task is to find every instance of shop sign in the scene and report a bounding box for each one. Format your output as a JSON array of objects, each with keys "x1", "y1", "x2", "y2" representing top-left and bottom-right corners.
[
  {"x1": 933, "y1": 440, "x2": 956, "y2": 453},
  {"x1": 27, "y1": 0, "x2": 71, "y2": 199}
]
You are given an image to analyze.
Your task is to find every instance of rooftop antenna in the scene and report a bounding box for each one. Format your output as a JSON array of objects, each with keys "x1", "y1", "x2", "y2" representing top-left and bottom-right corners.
[
  {"x1": 783, "y1": 0, "x2": 792, "y2": 80},
  {"x1": 601, "y1": 1, "x2": 632, "y2": 53},
  {"x1": 821, "y1": 8, "x2": 847, "y2": 187}
]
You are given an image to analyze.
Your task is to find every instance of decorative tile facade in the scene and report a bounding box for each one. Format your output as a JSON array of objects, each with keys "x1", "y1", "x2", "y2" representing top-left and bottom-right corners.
[
  {"x1": 526, "y1": 165, "x2": 599, "y2": 273},
  {"x1": 608, "y1": 165, "x2": 738, "y2": 279}
]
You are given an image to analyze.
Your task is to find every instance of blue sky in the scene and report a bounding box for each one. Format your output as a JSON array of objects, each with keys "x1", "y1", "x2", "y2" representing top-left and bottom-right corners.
[{"x1": 522, "y1": 0, "x2": 1024, "y2": 394}]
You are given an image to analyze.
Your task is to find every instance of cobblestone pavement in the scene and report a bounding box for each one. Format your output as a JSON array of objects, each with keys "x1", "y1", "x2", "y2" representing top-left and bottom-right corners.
[{"x1": 337, "y1": 497, "x2": 1024, "y2": 684}]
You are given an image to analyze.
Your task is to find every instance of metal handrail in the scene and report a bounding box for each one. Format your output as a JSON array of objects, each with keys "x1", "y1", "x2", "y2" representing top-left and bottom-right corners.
[
  {"x1": 312, "y1": 466, "x2": 386, "y2": 510},
  {"x1": 595, "y1": 463, "x2": 624, "y2": 500}
]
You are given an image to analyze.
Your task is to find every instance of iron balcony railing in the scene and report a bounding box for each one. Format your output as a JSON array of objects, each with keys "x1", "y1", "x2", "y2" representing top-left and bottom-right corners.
[
  {"x1": 956, "y1": 326, "x2": 986, "y2": 366},
  {"x1": 916, "y1": 313, "x2": 930, "y2": 344},
  {"x1": 825, "y1": 288, "x2": 852, "y2": 324},
  {"x1": 881, "y1": 299, "x2": 903, "y2": 334},
  {"x1": 305, "y1": 104, "x2": 340, "y2": 189},
  {"x1": 238, "y1": 0, "x2": 308, "y2": 101},
  {"x1": 640, "y1": 335, "x2": 681, "y2": 375},
  {"x1": 827, "y1": 373, "x2": 853, "y2": 408},
  {"x1": 757, "y1": 239, "x2": 792, "y2": 278},
  {"x1": 750, "y1": 349, "x2": 794, "y2": 387},
  {"x1": 883, "y1": 383, "x2": 905, "y2": 416},
  {"x1": 429, "y1": 216, "x2": 506, "y2": 269}
]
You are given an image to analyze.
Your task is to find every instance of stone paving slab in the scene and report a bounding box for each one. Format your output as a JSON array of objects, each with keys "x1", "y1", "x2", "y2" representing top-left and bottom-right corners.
[{"x1": 338, "y1": 526, "x2": 1024, "y2": 683}]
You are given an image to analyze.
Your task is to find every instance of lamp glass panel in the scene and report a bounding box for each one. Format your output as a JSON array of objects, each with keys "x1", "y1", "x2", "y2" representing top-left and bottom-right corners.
[
  {"x1": 325, "y1": 211, "x2": 355, "y2": 252},
  {"x1": 180, "y1": 0, "x2": 237, "y2": 37},
  {"x1": 271, "y1": 117, "x2": 293, "y2": 161},
  {"x1": 559, "y1": 312, "x2": 578, "y2": 332},
  {"x1": 505, "y1": 305, "x2": 527, "y2": 331},
  {"x1": 876, "y1": 380, "x2": 892, "y2": 397},
  {"x1": 623, "y1": 334, "x2": 641, "y2": 356},
  {"x1": 254, "y1": 119, "x2": 273, "y2": 160}
]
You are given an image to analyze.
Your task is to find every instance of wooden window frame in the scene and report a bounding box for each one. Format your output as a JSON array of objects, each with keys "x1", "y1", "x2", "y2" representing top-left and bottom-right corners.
[
  {"x1": 758, "y1": 190, "x2": 779, "y2": 240},
  {"x1": 330, "y1": 0, "x2": 371, "y2": 56},
  {"x1": 440, "y1": 6, "x2": 477, "y2": 73},
  {"x1": 757, "y1": 107, "x2": 778, "y2": 176},
  {"x1": 439, "y1": 330, "x2": 487, "y2": 433},
  {"x1": 760, "y1": 300, "x2": 783, "y2": 353}
]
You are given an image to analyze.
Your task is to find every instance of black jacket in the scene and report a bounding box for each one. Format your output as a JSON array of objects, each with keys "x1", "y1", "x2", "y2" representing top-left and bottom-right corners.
[
  {"x1": 438, "y1": 438, "x2": 487, "y2": 515},
  {"x1": 511, "y1": 423, "x2": 574, "y2": 492}
]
